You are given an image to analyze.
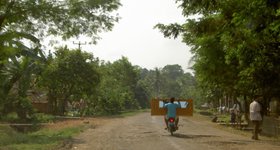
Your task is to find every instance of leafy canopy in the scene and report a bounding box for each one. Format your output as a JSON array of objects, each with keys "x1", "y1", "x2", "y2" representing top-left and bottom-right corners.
[
  {"x1": 0, "y1": 0, "x2": 121, "y2": 42},
  {"x1": 155, "y1": 0, "x2": 280, "y2": 103}
]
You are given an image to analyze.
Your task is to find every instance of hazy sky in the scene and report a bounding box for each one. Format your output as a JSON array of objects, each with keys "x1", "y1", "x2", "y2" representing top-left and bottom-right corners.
[{"x1": 59, "y1": 0, "x2": 193, "y2": 72}]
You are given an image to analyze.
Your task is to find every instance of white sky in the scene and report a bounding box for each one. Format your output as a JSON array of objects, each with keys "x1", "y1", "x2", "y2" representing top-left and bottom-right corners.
[{"x1": 47, "y1": 0, "x2": 193, "y2": 73}]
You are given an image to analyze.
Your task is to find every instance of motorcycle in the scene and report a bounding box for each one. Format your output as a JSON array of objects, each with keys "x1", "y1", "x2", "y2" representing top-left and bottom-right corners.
[{"x1": 167, "y1": 117, "x2": 177, "y2": 135}]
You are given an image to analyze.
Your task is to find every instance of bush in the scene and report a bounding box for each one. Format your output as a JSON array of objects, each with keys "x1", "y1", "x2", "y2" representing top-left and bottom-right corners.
[
  {"x1": 1, "y1": 112, "x2": 20, "y2": 122},
  {"x1": 195, "y1": 108, "x2": 214, "y2": 116},
  {"x1": 31, "y1": 113, "x2": 55, "y2": 123}
]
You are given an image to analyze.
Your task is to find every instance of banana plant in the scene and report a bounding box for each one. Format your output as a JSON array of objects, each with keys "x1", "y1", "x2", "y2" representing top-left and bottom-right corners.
[{"x1": 0, "y1": 31, "x2": 46, "y2": 120}]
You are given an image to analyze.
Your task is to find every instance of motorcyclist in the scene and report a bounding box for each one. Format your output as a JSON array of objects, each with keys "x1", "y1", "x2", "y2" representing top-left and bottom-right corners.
[{"x1": 163, "y1": 97, "x2": 181, "y2": 130}]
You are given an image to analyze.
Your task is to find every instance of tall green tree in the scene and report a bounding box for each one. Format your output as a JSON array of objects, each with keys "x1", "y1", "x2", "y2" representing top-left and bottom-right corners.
[
  {"x1": 0, "y1": 0, "x2": 121, "y2": 118},
  {"x1": 93, "y1": 57, "x2": 140, "y2": 114},
  {"x1": 164, "y1": 65, "x2": 184, "y2": 97},
  {"x1": 41, "y1": 47, "x2": 100, "y2": 115},
  {"x1": 137, "y1": 65, "x2": 196, "y2": 101},
  {"x1": 155, "y1": 0, "x2": 280, "y2": 111}
]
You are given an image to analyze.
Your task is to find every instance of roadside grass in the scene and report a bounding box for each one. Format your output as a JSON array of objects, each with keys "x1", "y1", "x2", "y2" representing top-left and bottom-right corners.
[
  {"x1": 0, "y1": 109, "x2": 149, "y2": 150},
  {"x1": 1, "y1": 112, "x2": 55, "y2": 124},
  {"x1": 0, "y1": 123, "x2": 86, "y2": 150}
]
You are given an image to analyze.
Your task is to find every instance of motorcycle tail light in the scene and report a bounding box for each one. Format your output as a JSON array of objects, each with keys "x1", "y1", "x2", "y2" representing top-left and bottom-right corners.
[{"x1": 169, "y1": 118, "x2": 175, "y2": 122}]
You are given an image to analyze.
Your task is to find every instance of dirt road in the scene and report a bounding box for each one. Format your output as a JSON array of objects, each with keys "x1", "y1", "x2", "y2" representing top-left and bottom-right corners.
[{"x1": 70, "y1": 112, "x2": 280, "y2": 150}]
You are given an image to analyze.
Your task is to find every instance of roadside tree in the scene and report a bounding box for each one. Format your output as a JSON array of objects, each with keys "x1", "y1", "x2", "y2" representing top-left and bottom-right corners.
[{"x1": 41, "y1": 47, "x2": 100, "y2": 115}]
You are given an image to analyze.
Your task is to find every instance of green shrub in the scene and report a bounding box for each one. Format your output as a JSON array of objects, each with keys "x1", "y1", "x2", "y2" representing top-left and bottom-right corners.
[
  {"x1": 1, "y1": 112, "x2": 20, "y2": 122},
  {"x1": 31, "y1": 113, "x2": 55, "y2": 123}
]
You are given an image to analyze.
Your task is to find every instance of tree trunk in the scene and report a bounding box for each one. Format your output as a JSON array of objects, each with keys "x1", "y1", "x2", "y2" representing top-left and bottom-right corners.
[{"x1": 243, "y1": 95, "x2": 251, "y2": 125}]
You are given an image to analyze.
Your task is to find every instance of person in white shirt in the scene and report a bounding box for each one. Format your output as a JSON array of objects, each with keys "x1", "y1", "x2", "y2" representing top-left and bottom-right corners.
[{"x1": 249, "y1": 97, "x2": 262, "y2": 140}]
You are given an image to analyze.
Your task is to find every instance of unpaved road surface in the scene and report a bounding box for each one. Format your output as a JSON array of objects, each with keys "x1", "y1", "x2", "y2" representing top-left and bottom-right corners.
[{"x1": 71, "y1": 112, "x2": 280, "y2": 150}]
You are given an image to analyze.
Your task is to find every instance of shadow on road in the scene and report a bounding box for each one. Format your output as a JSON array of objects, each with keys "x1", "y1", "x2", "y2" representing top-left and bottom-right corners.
[
  {"x1": 170, "y1": 133, "x2": 219, "y2": 139},
  {"x1": 203, "y1": 140, "x2": 249, "y2": 146}
]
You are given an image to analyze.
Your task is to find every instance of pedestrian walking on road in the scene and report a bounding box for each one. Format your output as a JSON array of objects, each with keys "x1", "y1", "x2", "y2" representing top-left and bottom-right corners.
[{"x1": 249, "y1": 97, "x2": 262, "y2": 140}]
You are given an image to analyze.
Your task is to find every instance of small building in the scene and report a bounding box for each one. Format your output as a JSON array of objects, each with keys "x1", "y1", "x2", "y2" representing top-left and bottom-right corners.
[{"x1": 27, "y1": 90, "x2": 50, "y2": 114}]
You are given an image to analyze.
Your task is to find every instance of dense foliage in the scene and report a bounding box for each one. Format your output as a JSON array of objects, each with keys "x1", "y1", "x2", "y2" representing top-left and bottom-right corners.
[
  {"x1": 0, "y1": 0, "x2": 197, "y2": 121},
  {"x1": 41, "y1": 47, "x2": 100, "y2": 115},
  {"x1": 138, "y1": 65, "x2": 198, "y2": 104},
  {"x1": 0, "y1": 0, "x2": 120, "y2": 120},
  {"x1": 155, "y1": 0, "x2": 280, "y2": 113}
]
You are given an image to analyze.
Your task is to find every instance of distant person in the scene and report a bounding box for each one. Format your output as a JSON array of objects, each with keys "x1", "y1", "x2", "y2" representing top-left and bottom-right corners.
[
  {"x1": 232, "y1": 99, "x2": 242, "y2": 128},
  {"x1": 163, "y1": 97, "x2": 181, "y2": 130},
  {"x1": 250, "y1": 97, "x2": 262, "y2": 140},
  {"x1": 222, "y1": 106, "x2": 226, "y2": 114}
]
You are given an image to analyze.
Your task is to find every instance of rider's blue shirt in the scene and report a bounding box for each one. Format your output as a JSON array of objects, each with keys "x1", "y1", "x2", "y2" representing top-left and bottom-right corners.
[{"x1": 164, "y1": 102, "x2": 181, "y2": 118}]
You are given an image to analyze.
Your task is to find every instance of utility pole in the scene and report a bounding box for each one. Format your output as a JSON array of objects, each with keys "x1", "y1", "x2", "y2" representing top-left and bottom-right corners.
[
  {"x1": 155, "y1": 68, "x2": 160, "y2": 98},
  {"x1": 73, "y1": 41, "x2": 87, "y2": 50}
]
